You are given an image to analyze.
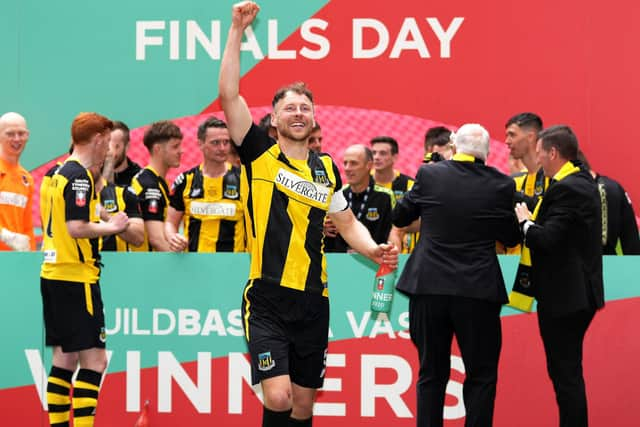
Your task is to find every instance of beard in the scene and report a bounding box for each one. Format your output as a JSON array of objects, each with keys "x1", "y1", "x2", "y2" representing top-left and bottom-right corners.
[
  {"x1": 113, "y1": 152, "x2": 127, "y2": 169},
  {"x1": 277, "y1": 124, "x2": 312, "y2": 142}
]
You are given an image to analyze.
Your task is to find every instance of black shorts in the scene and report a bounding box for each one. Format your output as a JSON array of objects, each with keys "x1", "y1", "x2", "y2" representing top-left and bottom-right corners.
[
  {"x1": 40, "y1": 278, "x2": 106, "y2": 352},
  {"x1": 241, "y1": 279, "x2": 329, "y2": 389}
]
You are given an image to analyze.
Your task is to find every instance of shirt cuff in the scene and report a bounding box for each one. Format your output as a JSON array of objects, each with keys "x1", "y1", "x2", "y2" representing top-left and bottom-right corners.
[{"x1": 522, "y1": 220, "x2": 534, "y2": 236}]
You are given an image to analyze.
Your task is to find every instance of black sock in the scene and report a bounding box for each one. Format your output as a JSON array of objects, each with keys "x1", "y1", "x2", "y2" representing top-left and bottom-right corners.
[
  {"x1": 262, "y1": 406, "x2": 292, "y2": 427},
  {"x1": 288, "y1": 416, "x2": 312, "y2": 426}
]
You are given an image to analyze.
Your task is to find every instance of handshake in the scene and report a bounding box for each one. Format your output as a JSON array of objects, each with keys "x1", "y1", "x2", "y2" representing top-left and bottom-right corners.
[{"x1": 0, "y1": 228, "x2": 31, "y2": 252}]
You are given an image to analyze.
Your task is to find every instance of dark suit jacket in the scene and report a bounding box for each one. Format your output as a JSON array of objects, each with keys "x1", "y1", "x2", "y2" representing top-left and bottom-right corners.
[
  {"x1": 393, "y1": 159, "x2": 520, "y2": 303},
  {"x1": 526, "y1": 168, "x2": 605, "y2": 316}
]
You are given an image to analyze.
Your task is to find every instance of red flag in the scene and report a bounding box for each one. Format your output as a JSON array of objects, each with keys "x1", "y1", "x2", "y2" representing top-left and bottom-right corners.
[{"x1": 133, "y1": 400, "x2": 150, "y2": 427}]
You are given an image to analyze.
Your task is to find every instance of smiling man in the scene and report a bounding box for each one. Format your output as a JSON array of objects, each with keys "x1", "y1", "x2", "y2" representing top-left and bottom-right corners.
[
  {"x1": 166, "y1": 116, "x2": 245, "y2": 252},
  {"x1": 218, "y1": 3, "x2": 398, "y2": 426},
  {"x1": 0, "y1": 112, "x2": 35, "y2": 251}
]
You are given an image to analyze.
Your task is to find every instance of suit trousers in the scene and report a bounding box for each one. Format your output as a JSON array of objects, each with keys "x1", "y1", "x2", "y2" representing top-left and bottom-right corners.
[
  {"x1": 409, "y1": 294, "x2": 502, "y2": 427},
  {"x1": 537, "y1": 308, "x2": 595, "y2": 427}
]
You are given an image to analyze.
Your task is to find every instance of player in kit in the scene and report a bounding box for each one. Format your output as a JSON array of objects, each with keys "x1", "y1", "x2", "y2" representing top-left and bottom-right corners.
[
  {"x1": 166, "y1": 116, "x2": 245, "y2": 252},
  {"x1": 130, "y1": 120, "x2": 186, "y2": 252},
  {"x1": 219, "y1": 3, "x2": 399, "y2": 427},
  {"x1": 40, "y1": 113, "x2": 129, "y2": 427}
]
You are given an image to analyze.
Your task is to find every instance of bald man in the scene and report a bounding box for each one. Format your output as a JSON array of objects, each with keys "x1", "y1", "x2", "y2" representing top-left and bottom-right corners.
[
  {"x1": 325, "y1": 144, "x2": 395, "y2": 252},
  {"x1": 0, "y1": 112, "x2": 35, "y2": 251}
]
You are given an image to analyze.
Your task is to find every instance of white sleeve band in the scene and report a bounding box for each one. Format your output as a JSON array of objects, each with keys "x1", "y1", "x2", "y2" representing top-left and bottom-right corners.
[{"x1": 328, "y1": 189, "x2": 348, "y2": 214}]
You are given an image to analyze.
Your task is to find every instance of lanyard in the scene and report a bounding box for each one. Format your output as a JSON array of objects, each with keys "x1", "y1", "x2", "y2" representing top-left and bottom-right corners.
[{"x1": 347, "y1": 185, "x2": 371, "y2": 220}]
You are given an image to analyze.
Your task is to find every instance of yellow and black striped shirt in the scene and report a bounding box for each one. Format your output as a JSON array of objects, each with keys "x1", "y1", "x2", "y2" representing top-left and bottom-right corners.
[
  {"x1": 238, "y1": 124, "x2": 342, "y2": 296},
  {"x1": 40, "y1": 159, "x2": 101, "y2": 283},
  {"x1": 130, "y1": 166, "x2": 170, "y2": 251},
  {"x1": 374, "y1": 170, "x2": 417, "y2": 253},
  {"x1": 170, "y1": 164, "x2": 245, "y2": 252},
  {"x1": 504, "y1": 168, "x2": 550, "y2": 254},
  {"x1": 99, "y1": 182, "x2": 141, "y2": 251}
]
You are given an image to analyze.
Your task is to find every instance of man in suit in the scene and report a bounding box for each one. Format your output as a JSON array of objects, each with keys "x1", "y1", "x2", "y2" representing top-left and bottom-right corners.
[
  {"x1": 391, "y1": 123, "x2": 520, "y2": 427},
  {"x1": 515, "y1": 125, "x2": 604, "y2": 427}
]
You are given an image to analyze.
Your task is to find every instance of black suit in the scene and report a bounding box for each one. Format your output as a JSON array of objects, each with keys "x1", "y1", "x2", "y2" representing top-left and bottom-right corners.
[
  {"x1": 393, "y1": 158, "x2": 520, "y2": 427},
  {"x1": 525, "y1": 166, "x2": 605, "y2": 427}
]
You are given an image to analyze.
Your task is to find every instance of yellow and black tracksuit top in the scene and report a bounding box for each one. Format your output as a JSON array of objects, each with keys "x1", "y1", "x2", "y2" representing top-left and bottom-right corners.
[
  {"x1": 130, "y1": 166, "x2": 170, "y2": 251},
  {"x1": 238, "y1": 124, "x2": 342, "y2": 296},
  {"x1": 40, "y1": 159, "x2": 101, "y2": 283},
  {"x1": 99, "y1": 182, "x2": 142, "y2": 251},
  {"x1": 373, "y1": 170, "x2": 416, "y2": 253},
  {"x1": 169, "y1": 164, "x2": 245, "y2": 252}
]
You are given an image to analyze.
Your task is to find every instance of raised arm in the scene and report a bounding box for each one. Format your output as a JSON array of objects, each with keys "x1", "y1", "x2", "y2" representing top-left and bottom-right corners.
[{"x1": 219, "y1": 1, "x2": 260, "y2": 146}]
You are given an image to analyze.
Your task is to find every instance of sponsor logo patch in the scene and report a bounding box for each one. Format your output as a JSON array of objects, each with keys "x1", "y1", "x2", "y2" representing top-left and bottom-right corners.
[
  {"x1": 275, "y1": 169, "x2": 330, "y2": 205},
  {"x1": 148, "y1": 199, "x2": 158, "y2": 214},
  {"x1": 190, "y1": 201, "x2": 236, "y2": 217},
  {"x1": 0, "y1": 191, "x2": 28, "y2": 208},
  {"x1": 75, "y1": 191, "x2": 86, "y2": 207}
]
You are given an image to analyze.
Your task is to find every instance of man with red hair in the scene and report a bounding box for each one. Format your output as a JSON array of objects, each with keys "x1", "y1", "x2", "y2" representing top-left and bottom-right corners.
[{"x1": 40, "y1": 112, "x2": 129, "y2": 427}]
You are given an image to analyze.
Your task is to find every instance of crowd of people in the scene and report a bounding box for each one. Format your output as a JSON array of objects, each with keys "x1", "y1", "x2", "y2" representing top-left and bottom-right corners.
[{"x1": 1, "y1": 1, "x2": 639, "y2": 427}]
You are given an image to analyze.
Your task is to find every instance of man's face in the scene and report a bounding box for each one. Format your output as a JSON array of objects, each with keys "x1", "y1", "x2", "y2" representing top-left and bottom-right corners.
[
  {"x1": 308, "y1": 129, "x2": 323, "y2": 153},
  {"x1": 96, "y1": 131, "x2": 112, "y2": 166},
  {"x1": 200, "y1": 127, "x2": 231, "y2": 164},
  {"x1": 343, "y1": 147, "x2": 372, "y2": 187},
  {"x1": 536, "y1": 139, "x2": 554, "y2": 177},
  {"x1": 109, "y1": 129, "x2": 128, "y2": 168},
  {"x1": 430, "y1": 144, "x2": 454, "y2": 160},
  {"x1": 162, "y1": 138, "x2": 183, "y2": 169},
  {"x1": 273, "y1": 92, "x2": 315, "y2": 142},
  {"x1": 505, "y1": 124, "x2": 534, "y2": 160},
  {"x1": 371, "y1": 142, "x2": 396, "y2": 172},
  {"x1": 0, "y1": 119, "x2": 29, "y2": 159}
]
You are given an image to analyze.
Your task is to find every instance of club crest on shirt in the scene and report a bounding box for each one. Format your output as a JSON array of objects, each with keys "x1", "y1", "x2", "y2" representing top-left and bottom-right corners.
[
  {"x1": 223, "y1": 184, "x2": 239, "y2": 199},
  {"x1": 313, "y1": 169, "x2": 329, "y2": 186},
  {"x1": 394, "y1": 190, "x2": 405, "y2": 200},
  {"x1": 258, "y1": 352, "x2": 275, "y2": 371},
  {"x1": 534, "y1": 185, "x2": 544, "y2": 196},
  {"x1": 366, "y1": 207, "x2": 380, "y2": 221},
  {"x1": 103, "y1": 199, "x2": 117, "y2": 212},
  {"x1": 21, "y1": 174, "x2": 30, "y2": 186}
]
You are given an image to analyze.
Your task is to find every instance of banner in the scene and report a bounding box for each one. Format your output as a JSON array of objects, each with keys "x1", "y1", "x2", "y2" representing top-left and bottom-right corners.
[
  {"x1": 2, "y1": 0, "x2": 639, "y2": 228},
  {"x1": 1, "y1": 253, "x2": 638, "y2": 426}
]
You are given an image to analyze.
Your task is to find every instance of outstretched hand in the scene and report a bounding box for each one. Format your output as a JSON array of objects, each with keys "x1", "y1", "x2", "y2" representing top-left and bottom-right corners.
[
  {"x1": 372, "y1": 242, "x2": 399, "y2": 269},
  {"x1": 231, "y1": 1, "x2": 260, "y2": 30}
]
